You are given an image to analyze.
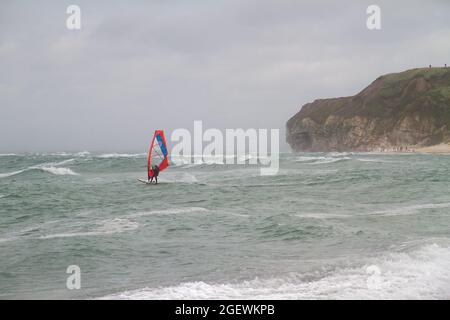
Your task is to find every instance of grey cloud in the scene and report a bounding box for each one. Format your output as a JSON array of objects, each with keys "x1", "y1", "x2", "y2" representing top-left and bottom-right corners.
[{"x1": 0, "y1": 0, "x2": 449, "y2": 152}]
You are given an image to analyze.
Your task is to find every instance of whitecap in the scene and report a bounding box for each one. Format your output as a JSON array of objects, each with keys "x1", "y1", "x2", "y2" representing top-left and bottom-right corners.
[
  {"x1": 367, "y1": 202, "x2": 450, "y2": 217},
  {"x1": 176, "y1": 161, "x2": 225, "y2": 168},
  {"x1": 294, "y1": 156, "x2": 351, "y2": 164},
  {"x1": 129, "y1": 207, "x2": 208, "y2": 218},
  {"x1": 0, "y1": 236, "x2": 18, "y2": 244},
  {"x1": 294, "y1": 156, "x2": 321, "y2": 163},
  {"x1": 97, "y1": 153, "x2": 145, "y2": 158},
  {"x1": 45, "y1": 152, "x2": 71, "y2": 156},
  {"x1": 295, "y1": 213, "x2": 351, "y2": 219},
  {"x1": 74, "y1": 151, "x2": 91, "y2": 157},
  {"x1": 39, "y1": 166, "x2": 78, "y2": 176},
  {"x1": 0, "y1": 160, "x2": 79, "y2": 178},
  {"x1": 327, "y1": 152, "x2": 352, "y2": 157},
  {"x1": 100, "y1": 244, "x2": 450, "y2": 300},
  {"x1": 310, "y1": 157, "x2": 351, "y2": 164},
  {"x1": 27, "y1": 159, "x2": 78, "y2": 175},
  {"x1": 0, "y1": 169, "x2": 26, "y2": 178},
  {"x1": 39, "y1": 218, "x2": 139, "y2": 239}
]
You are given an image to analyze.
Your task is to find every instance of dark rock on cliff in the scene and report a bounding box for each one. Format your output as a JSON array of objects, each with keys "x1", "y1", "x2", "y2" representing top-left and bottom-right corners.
[{"x1": 286, "y1": 68, "x2": 450, "y2": 152}]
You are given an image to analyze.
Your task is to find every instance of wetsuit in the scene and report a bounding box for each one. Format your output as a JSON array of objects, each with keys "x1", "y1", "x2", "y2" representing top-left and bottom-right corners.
[
  {"x1": 153, "y1": 166, "x2": 159, "y2": 184},
  {"x1": 152, "y1": 166, "x2": 160, "y2": 184}
]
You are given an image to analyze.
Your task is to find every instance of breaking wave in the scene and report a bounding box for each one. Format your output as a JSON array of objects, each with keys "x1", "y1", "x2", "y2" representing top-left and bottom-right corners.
[
  {"x1": 0, "y1": 159, "x2": 78, "y2": 178},
  {"x1": 295, "y1": 213, "x2": 351, "y2": 219},
  {"x1": 101, "y1": 243, "x2": 450, "y2": 300},
  {"x1": 74, "y1": 151, "x2": 91, "y2": 157},
  {"x1": 0, "y1": 169, "x2": 26, "y2": 178},
  {"x1": 97, "y1": 153, "x2": 146, "y2": 158},
  {"x1": 39, "y1": 166, "x2": 78, "y2": 176},
  {"x1": 294, "y1": 156, "x2": 351, "y2": 164}
]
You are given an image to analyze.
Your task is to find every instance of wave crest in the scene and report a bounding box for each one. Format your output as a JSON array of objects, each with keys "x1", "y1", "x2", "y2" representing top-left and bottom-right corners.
[
  {"x1": 97, "y1": 153, "x2": 145, "y2": 158},
  {"x1": 39, "y1": 166, "x2": 78, "y2": 176},
  {"x1": 100, "y1": 244, "x2": 450, "y2": 300}
]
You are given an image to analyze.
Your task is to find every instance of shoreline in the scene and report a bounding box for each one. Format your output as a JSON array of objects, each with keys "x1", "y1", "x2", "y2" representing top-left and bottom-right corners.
[
  {"x1": 292, "y1": 143, "x2": 450, "y2": 155},
  {"x1": 369, "y1": 144, "x2": 450, "y2": 155},
  {"x1": 415, "y1": 143, "x2": 450, "y2": 154}
]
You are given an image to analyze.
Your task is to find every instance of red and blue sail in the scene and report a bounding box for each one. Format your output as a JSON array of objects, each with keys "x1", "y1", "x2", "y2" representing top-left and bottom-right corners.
[{"x1": 147, "y1": 130, "x2": 169, "y2": 179}]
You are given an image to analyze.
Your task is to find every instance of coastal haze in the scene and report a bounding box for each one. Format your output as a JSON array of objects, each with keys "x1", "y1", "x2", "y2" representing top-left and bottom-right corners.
[{"x1": 1, "y1": 0, "x2": 450, "y2": 152}]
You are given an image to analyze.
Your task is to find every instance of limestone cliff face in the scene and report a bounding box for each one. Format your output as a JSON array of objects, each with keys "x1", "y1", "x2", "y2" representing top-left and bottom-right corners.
[{"x1": 286, "y1": 68, "x2": 450, "y2": 152}]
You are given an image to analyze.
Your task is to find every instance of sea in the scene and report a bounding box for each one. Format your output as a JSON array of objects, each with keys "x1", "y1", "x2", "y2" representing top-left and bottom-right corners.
[{"x1": 1, "y1": 152, "x2": 450, "y2": 299}]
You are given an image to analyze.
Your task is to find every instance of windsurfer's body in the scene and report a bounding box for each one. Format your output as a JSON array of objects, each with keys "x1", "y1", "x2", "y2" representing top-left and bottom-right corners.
[{"x1": 148, "y1": 165, "x2": 160, "y2": 184}]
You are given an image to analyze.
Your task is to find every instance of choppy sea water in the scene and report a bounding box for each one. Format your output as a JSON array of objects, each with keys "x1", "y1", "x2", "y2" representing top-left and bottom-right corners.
[{"x1": 1, "y1": 152, "x2": 450, "y2": 299}]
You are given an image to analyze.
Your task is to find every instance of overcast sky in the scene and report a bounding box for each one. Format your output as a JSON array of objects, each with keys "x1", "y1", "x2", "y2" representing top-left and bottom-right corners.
[{"x1": 0, "y1": 0, "x2": 449, "y2": 152}]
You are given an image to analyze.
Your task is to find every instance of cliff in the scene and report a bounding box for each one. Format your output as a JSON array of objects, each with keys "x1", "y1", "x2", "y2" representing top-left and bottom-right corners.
[{"x1": 286, "y1": 67, "x2": 450, "y2": 152}]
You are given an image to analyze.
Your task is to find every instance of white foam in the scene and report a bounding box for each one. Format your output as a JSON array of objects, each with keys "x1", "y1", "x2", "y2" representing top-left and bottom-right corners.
[
  {"x1": 368, "y1": 202, "x2": 450, "y2": 217},
  {"x1": 39, "y1": 218, "x2": 139, "y2": 239},
  {"x1": 295, "y1": 213, "x2": 351, "y2": 219},
  {"x1": 40, "y1": 166, "x2": 78, "y2": 176},
  {"x1": 0, "y1": 159, "x2": 79, "y2": 178},
  {"x1": 75, "y1": 151, "x2": 91, "y2": 157},
  {"x1": 0, "y1": 153, "x2": 16, "y2": 156},
  {"x1": 171, "y1": 154, "x2": 255, "y2": 167},
  {"x1": 294, "y1": 156, "x2": 351, "y2": 164},
  {"x1": 43, "y1": 152, "x2": 71, "y2": 156},
  {"x1": 97, "y1": 153, "x2": 145, "y2": 158},
  {"x1": 327, "y1": 152, "x2": 352, "y2": 157},
  {"x1": 94, "y1": 218, "x2": 139, "y2": 234},
  {"x1": 0, "y1": 236, "x2": 17, "y2": 244},
  {"x1": 29, "y1": 159, "x2": 78, "y2": 175},
  {"x1": 101, "y1": 244, "x2": 450, "y2": 300},
  {"x1": 129, "y1": 207, "x2": 208, "y2": 218},
  {"x1": 0, "y1": 169, "x2": 26, "y2": 178},
  {"x1": 294, "y1": 156, "x2": 320, "y2": 163},
  {"x1": 175, "y1": 161, "x2": 223, "y2": 168},
  {"x1": 311, "y1": 157, "x2": 351, "y2": 164},
  {"x1": 0, "y1": 220, "x2": 61, "y2": 244},
  {"x1": 40, "y1": 151, "x2": 89, "y2": 157}
]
